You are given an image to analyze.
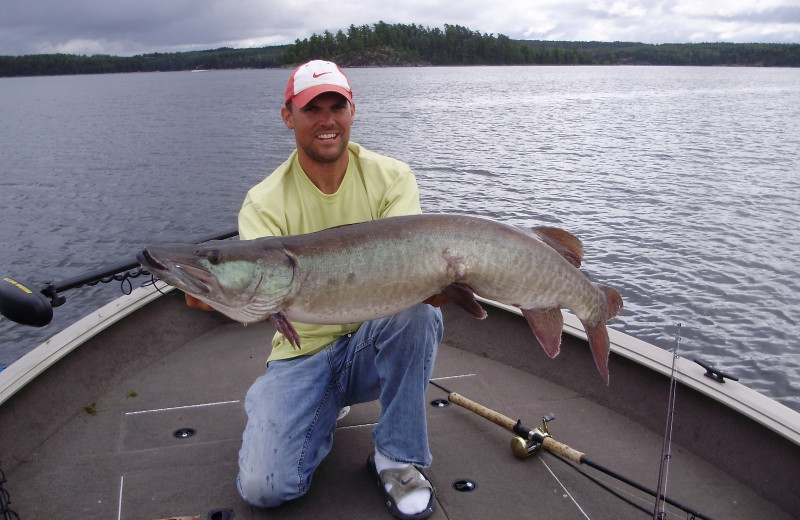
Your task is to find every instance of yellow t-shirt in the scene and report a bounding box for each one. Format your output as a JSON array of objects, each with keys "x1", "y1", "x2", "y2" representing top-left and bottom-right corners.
[{"x1": 238, "y1": 142, "x2": 422, "y2": 361}]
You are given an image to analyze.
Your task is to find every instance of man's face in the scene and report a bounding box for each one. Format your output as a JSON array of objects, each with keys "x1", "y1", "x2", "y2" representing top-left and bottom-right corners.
[{"x1": 282, "y1": 92, "x2": 355, "y2": 165}]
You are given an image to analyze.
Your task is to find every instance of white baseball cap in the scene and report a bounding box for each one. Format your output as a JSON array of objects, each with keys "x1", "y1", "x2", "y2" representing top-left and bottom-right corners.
[{"x1": 284, "y1": 60, "x2": 353, "y2": 108}]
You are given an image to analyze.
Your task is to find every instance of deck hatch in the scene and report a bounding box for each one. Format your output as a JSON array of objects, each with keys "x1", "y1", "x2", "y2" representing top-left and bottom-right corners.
[
  {"x1": 173, "y1": 427, "x2": 197, "y2": 439},
  {"x1": 452, "y1": 479, "x2": 477, "y2": 492}
]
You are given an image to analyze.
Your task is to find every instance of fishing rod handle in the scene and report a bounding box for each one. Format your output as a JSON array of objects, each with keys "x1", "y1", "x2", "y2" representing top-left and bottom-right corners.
[
  {"x1": 541, "y1": 437, "x2": 585, "y2": 465},
  {"x1": 447, "y1": 392, "x2": 518, "y2": 432}
]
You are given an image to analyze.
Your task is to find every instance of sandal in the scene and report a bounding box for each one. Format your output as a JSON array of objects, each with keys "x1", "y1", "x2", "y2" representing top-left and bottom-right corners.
[{"x1": 367, "y1": 453, "x2": 435, "y2": 520}]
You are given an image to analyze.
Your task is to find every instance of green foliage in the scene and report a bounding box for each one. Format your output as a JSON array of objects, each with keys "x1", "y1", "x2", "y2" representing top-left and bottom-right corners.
[
  {"x1": 285, "y1": 23, "x2": 563, "y2": 66},
  {"x1": 551, "y1": 41, "x2": 800, "y2": 66},
  {"x1": 2, "y1": 23, "x2": 798, "y2": 77},
  {"x1": 84, "y1": 391, "x2": 138, "y2": 415},
  {"x1": 283, "y1": 23, "x2": 800, "y2": 67},
  {"x1": 0, "y1": 46, "x2": 286, "y2": 77}
]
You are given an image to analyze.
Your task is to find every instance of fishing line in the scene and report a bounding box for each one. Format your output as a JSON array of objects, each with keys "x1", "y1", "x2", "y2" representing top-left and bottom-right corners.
[
  {"x1": 654, "y1": 324, "x2": 681, "y2": 520},
  {"x1": 545, "y1": 451, "x2": 655, "y2": 517},
  {"x1": 538, "y1": 457, "x2": 591, "y2": 520}
]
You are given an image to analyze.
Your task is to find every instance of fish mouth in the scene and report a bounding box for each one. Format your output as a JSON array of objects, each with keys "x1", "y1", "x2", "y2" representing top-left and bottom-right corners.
[
  {"x1": 138, "y1": 249, "x2": 214, "y2": 294},
  {"x1": 137, "y1": 249, "x2": 166, "y2": 271}
]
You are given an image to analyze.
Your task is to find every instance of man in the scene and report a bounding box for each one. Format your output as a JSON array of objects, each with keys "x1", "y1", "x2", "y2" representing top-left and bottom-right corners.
[{"x1": 227, "y1": 60, "x2": 442, "y2": 519}]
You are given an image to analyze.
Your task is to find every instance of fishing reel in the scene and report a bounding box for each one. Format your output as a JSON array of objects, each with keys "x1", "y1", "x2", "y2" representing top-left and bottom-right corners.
[{"x1": 510, "y1": 413, "x2": 555, "y2": 459}]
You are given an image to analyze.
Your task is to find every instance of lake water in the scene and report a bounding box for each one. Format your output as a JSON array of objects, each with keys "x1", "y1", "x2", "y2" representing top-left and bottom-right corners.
[{"x1": 1, "y1": 66, "x2": 799, "y2": 412}]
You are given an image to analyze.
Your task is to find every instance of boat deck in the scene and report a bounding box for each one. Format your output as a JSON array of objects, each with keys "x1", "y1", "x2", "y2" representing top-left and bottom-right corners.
[{"x1": 1, "y1": 290, "x2": 797, "y2": 519}]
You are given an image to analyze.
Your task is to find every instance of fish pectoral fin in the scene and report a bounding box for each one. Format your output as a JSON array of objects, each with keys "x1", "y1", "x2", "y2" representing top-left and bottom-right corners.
[
  {"x1": 581, "y1": 320, "x2": 611, "y2": 385},
  {"x1": 269, "y1": 312, "x2": 301, "y2": 349},
  {"x1": 521, "y1": 307, "x2": 563, "y2": 358},
  {"x1": 434, "y1": 282, "x2": 488, "y2": 319},
  {"x1": 530, "y1": 226, "x2": 584, "y2": 268}
]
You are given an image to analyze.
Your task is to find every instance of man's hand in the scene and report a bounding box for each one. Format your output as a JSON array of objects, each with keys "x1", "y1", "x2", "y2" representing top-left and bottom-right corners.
[
  {"x1": 423, "y1": 293, "x2": 450, "y2": 307},
  {"x1": 185, "y1": 293, "x2": 214, "y2": 311}
]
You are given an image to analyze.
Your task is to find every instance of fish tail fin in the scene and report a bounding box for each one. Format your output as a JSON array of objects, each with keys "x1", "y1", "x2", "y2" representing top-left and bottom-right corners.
[
  {"x1": 581, "y1": 284, "x2": 623, "y2": 385},
  {"x1": 521, "y1": 307, "x2": 564, "y2": 358},
  {"x1": 582, "y1": 320, "x2": 611, "y2": 385},
  {"x1": 530, "y1": 226, "x2": 584, "y2": 268}
]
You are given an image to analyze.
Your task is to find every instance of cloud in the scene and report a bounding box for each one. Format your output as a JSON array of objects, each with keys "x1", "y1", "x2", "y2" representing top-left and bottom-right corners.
[{"x1": 0, "y1": 0, "x2": 798, "y2": 57}]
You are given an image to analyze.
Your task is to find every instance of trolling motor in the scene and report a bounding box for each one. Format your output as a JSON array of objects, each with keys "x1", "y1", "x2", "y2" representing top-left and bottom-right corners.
[
  {"x1": 0, "y1": 228, "x2": 238, "y2": 328},
  {"x1": 0, "y1": 259, "x2": 150, "y2": 328},
  {"x1": 0, "y1": 277, "x2": 54, "y2": 327}
]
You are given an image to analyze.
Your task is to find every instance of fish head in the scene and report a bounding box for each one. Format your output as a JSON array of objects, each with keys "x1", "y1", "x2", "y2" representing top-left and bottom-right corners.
[{"x1": 137, "y1": 238, "x2": 296, "y2": 323}]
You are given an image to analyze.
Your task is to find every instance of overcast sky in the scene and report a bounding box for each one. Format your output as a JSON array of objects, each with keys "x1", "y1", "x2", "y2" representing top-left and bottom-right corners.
[{"x1": 2, "y1": 0, "x2": 799, "y2": 57}]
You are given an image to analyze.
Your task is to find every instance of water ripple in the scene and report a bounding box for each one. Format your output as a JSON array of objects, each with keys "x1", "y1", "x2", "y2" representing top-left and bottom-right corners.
[{"x1": 2, "y1": 67, "x2": 799, "y2": 412}]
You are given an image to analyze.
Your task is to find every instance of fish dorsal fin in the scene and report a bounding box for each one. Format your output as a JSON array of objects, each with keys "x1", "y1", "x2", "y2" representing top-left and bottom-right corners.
[{"x1": 531, "y1": 226, "x2": 584, "y2": 268}]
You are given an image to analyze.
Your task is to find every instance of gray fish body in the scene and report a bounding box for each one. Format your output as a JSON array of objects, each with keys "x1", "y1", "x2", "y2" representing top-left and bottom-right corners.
[
  {"x1": 138, "y1": 214, "x2": 622, "y2": 382},
  {"x1": 282, "y1": 215, "x2": 597, "y2": 322}
]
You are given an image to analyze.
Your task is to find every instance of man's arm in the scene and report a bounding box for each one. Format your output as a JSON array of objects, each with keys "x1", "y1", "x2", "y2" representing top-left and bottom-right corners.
[{"x1": 377, "y1": 165, "x2": 422, "y2": 219}]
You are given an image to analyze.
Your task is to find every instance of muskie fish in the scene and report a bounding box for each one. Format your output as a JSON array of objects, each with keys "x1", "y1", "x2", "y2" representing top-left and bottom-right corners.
[{"x1": 137, "y1": 214, "x2": 623, "y2": 383}]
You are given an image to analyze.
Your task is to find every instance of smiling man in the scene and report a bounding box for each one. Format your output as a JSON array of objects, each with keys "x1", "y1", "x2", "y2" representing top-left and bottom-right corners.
[{"x1": 233, "y1": 60, "x2": 443, "y2": 520}]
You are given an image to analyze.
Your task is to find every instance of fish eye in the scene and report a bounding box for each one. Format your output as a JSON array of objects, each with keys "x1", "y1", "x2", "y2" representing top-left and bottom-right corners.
[{"x1": 204, "y1": 249, "x2": 222, "y2": 265}]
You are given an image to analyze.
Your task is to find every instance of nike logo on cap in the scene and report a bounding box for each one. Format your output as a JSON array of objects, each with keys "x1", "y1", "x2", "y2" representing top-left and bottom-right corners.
[{"x1": 313, "y1": 71, "x2": 332, "y2": 78}]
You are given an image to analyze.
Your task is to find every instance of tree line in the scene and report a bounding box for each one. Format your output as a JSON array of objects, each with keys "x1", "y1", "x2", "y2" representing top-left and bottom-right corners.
[
  {"x1": 0, "y1": 46, "x2": 285, "y2": 77},
  {"x1": 285, "y1": 23, "x2": 800, "y2": 67},
  {"x1": 2, "y1": 22, "x2": 799, "y2": 77},
  {"x1": 282, "y1": 23, "x2": 572, "y2": 66}
]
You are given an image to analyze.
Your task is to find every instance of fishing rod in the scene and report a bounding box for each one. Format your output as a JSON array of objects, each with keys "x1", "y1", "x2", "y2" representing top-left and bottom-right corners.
[
  {"x1": 0, "y1": 227, "x2": 238, "y2": 328},
  {"x1": 428, "y1": 379, "x2": 715, "y2": 520},
  {"x1": 654, "y1": 324, "x2": 681, "y2": 519}
]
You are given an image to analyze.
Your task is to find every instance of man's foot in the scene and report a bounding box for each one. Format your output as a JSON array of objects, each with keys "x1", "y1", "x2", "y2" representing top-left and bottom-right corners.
[{"x1": 368, "y1": 451, "x2": 435, "y2": 519}]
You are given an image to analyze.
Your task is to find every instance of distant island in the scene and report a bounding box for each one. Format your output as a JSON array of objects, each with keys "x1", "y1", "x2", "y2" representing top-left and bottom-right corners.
[{"x1": 2, "y1": 22, "x2": 799, "y2": 77}]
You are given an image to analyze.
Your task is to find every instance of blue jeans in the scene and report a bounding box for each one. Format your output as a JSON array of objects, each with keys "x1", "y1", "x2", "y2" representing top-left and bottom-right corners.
[{"x1": 237, "y1": 303, "x2": 443, "y2": 508}]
